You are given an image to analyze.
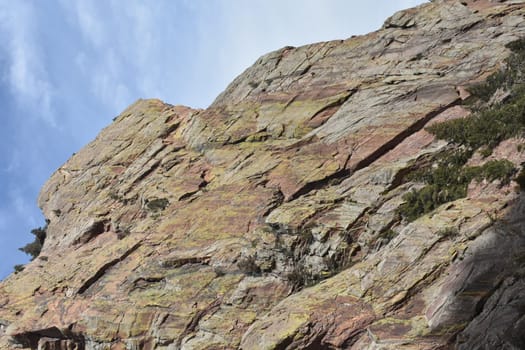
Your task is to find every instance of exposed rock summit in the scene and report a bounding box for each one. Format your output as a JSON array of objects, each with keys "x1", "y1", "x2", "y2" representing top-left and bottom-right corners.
[{"x1": 2, "y1": 1, "x2": 525, "y2": 349}]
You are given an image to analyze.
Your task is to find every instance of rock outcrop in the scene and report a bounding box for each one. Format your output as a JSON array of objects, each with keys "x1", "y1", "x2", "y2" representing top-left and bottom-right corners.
[{"x1": 2, "y1": 1, "x2": 525, "y2": 349}]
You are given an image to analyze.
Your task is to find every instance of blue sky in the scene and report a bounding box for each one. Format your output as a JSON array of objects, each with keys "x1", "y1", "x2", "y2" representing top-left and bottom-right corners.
[{"x1": 0, "y1": 0, "x2": 425, "y2": 279}]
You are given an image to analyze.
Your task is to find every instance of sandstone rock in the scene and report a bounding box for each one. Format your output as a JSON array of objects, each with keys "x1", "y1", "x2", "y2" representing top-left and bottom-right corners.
[{"x1": 2, "y1": 1, "x2": 525, "y2": 349}]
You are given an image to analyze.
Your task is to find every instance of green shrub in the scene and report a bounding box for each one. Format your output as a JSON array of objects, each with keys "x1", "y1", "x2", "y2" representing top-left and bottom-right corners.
[
  {"x1": 468, "y1": 38, "x2": 525, "y2": 102},
  {"x1": 19, "y1": 225, "x2": 47, "y2": 261},
  {"x1": 468, "y1": 69, "x2": 508, "y2": 102},
  {"x1": 399, "y1": 184, "x2": 467, "y2": 222},
  {"x1": 286, "y1": 265, "x2": 318, "y2": 291},
  {"x1": 426, "y1": 94, "x2": 525, "y2": 151},
  {"x1": 398, "y1": 158, "x2": 516, "y2": 221},
  {"x1": 400, "y1": 39, "x2": 525, "y2": 220},
  {"x1": 437, "y1": 227, "x2": 459, "y2": 237},
  {"x1": 237, "y1": 255, "x2": 261, "y2": 276},
  {"x1": 465, "y1": 159, "x2": 516, "y2": 185},
  {"x1": 145, "y1": 198, "x2": 169, "y2": 212},
  {"x1": 428, "y1": 38, "x2": 525, "y2": 153}
]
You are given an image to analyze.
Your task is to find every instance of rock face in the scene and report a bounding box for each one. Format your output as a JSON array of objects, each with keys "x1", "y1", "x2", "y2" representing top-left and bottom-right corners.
[{"x1": 2, "y1": 1, "x2": 525, "y2": 349}]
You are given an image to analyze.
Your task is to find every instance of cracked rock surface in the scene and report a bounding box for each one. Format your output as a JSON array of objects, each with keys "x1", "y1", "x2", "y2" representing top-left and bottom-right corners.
[{"x1": 2, "y1": 1, "x2": 525, "y2": 349}]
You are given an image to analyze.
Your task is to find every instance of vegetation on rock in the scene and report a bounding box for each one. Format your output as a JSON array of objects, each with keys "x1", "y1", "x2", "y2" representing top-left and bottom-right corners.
[
  {"x1": 237, "y1": 255, "x2": 261, "y2": 276},
  {"x1": 427, "y1": 89, "x2": 525, "y2": 151},
  {"x1": 399, "y1": 39, "x2": 525, "y2": 221},
  {"x1": 429, "y1": 39, "x2": 525, "y2": 151},
  {"x1": 4, "y1": 4, "x2": 525, "y2": 350},
  {"x1": 145, "y1": 197, "x2": 170, "y2": 212},
  {"x1": 18, "y1": 224, "x2": 47, "y2": 261},
  {"x1": 468, "y1": 38, "x2": 525, "y2": 102},
  {"x1": 399, "y1": 155, "x2": 516, "y2": 221}
]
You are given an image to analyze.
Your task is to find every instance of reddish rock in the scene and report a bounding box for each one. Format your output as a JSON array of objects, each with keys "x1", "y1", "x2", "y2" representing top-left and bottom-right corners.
[{"x1": 2, "y1": 1, "x2": 525, "y2": 349}]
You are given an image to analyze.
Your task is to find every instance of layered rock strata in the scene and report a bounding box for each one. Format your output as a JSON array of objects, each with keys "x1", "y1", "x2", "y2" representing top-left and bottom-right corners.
[{"x1": 2, "y1": 1, "x2": 525, "y2": 349}]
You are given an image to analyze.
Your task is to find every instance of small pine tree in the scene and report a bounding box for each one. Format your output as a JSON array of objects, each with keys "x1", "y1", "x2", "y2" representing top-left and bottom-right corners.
[{"x1": 19, "y1": 225, "x2": 47, "y2": 261}]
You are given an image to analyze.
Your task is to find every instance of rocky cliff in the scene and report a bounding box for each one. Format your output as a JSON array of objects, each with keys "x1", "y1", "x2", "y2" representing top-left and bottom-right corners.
[{"x1": 2, "y1": 1, "x2": 525, "y2": 349}]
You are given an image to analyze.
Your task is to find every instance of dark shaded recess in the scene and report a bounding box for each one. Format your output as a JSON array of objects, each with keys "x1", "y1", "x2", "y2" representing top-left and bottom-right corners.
[
  {"x1": 73, "y1": 219, "x2": 109, "y2": 245},
  {"x1": 131, "y1": 160, "x2": 161, "y2": 185},
  {"x1": 307, "y1": 90, "x2": 355, "y2": 128},
  {"x1": 449, "y1": 198, "x2": 525, "y2": 349},
  {"x1": 176, "y1": 299, "x2": 222, "y2": 348},
  {"x1": 159, "y1": 120, "x2": 180, "y2": 138},
  {"x1": 178, "y1": 180, "x2": 208, "y2": 201},
  {"x1": 261, "y1": 189, "x2": 285, "y2": 218},
  {"x1": 12, "y1": 326, "x2": 85, "y2": 350},
  {"x1": 237, "y1": 255, "x2": 261, "y2": 276},
  {"x1": 77, "y1": 242, "x2": 141, "y2": 295},
  {"x1": 160, "y1": 256, "x2": 210, "y2": 269},
  {"x1": 273, "y1": 333, "x2": 295, "y2": 350},
  {"x1": 288, "y1": 168, "x2": 351, "y2": 201},
  {"x1": 131, "y1": 276, "x2": 166, "y2": 291},
  {"x1": 390, "y1": 37, "x2": 525, "y2": 348},
  {"x1": 145, "y1": 197, "x2": 170, "y2": 211},
  {"x1": 352, "y1": 96, "x2": 461, "y2": 171}
]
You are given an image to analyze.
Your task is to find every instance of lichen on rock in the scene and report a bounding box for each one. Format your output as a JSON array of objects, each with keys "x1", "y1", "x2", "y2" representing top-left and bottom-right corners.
[{"x1": 3, "y1": 1, "x2": 525, "y2": 349}]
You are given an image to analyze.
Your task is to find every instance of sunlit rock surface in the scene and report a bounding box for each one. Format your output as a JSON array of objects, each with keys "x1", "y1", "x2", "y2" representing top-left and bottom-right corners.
[{"x1": 2, "y1": 1, "x2": 525, "y2": 349}]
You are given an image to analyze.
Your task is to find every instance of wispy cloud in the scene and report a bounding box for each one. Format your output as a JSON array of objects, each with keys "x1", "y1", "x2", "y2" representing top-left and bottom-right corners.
[
  {"x1": 0, "y1": 2, "x2": 56, "y2": 126},
  {"x1": 4, "y1": 148, "x2": 20, "y2": 173},
  {"x1": 187, "y1": 0, "x2": 429, "y2": 106},
  {"x1": 64, "y1": 0, "x2": 105, "y2": 48},
  {"x1": 58, "y1": 0, "x2": 169, "y2": 112}
]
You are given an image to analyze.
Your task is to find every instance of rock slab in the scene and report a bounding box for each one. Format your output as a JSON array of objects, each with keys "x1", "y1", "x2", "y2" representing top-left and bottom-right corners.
[{"x1": 2, "y1": 1, "x2": 525, "y2": 349}]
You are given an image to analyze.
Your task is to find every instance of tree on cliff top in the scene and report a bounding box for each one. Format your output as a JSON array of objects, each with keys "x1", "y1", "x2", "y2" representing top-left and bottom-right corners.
[{"x1": 19, "y1": 225, "x2": 47, "y2": 261}]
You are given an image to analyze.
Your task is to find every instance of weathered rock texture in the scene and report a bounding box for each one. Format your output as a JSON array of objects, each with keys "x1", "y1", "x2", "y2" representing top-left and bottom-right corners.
[{"x1": 2, "y1": 1, "x2": 525, "y2": 349}]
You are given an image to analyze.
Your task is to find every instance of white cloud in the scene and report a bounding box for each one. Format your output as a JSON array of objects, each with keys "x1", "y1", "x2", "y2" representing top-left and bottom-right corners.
[
  {"x1": 4, "y1": 149, "x2": 20, "y2": 173},
  {"x1": 119, "y1": 1, "x2": 155, "y2": 66},
  {"x1": 91, "y1": 70, "x2": 131, "y2": 113},
  {"x1": 74, "y1": 52, "x2": 88, "y2": 74},
  {"x1": 87, "y1": 49, "x2": 129, "y2": 111},
  {"x1": 59, "y1": 0, "x2": 168, "y2": 113},
  {"x1": 184, "y1": 0, "x2": 428, "y2": 108},
  {"x1": 61, "y1": 0, "x2": 105, "y2": 48},
  {"x1": 8, "y1": 187, "x2": 39, "y2": 228},
  {"x1": 0, "y1": 2, "x2": 56, "y2": 126}
]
